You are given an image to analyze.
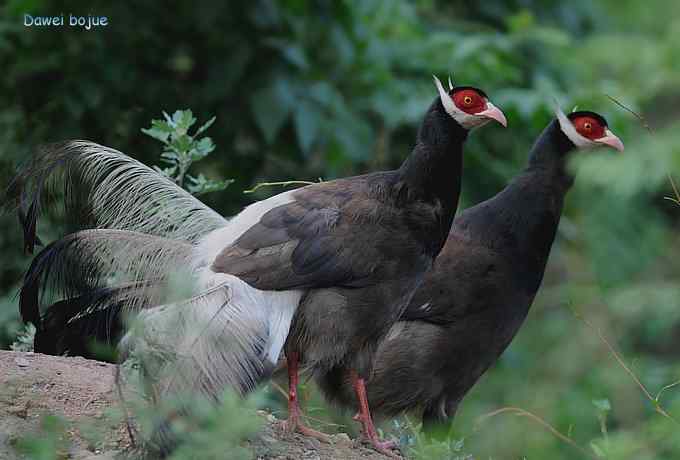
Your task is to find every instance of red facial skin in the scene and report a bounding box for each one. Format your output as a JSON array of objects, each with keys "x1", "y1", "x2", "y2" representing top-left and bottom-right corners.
[
  {"x1": 452, "y1": 89, "x2": 487, "y2": 114},
  {"x1": 571, "y1": 115, "x2": 606, "y2": 140}
]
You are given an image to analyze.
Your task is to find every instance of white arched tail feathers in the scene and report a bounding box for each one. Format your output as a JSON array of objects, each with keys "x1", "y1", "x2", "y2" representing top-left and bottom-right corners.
[{"x1": 12, "y1": 140, "x2": 228, "y2": 247}]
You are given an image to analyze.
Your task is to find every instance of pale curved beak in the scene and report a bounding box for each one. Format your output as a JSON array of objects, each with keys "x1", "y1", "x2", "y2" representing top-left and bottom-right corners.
[
  {"x1": 478, "y1": 102, "x2": 507, "y2": 127},
  {"x1": 595, "y1": 129, "x2": 624, "y2": 152}
]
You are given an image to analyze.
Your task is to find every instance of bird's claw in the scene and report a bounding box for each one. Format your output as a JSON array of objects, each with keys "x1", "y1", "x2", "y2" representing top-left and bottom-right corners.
[
  {"x1": 284, "y1": 413, "x2": 331, "y2": 443},
  {"x1": 360, "y1": 436, "x2": 401, "y2": 458}
]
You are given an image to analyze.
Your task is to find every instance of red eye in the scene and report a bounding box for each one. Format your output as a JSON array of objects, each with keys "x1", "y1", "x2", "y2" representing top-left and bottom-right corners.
[
  {"x1": 572, "y1": 116, "x2": 605, "y2": 140},
  {"x1": 452, "y1": 89, "x2": 486, "y2": 114}
]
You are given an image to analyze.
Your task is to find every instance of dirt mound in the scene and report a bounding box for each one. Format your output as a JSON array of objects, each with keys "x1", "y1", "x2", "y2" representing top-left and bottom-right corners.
[{"x1": 0, "y1": 351, "x2": 394, "y2": 459}]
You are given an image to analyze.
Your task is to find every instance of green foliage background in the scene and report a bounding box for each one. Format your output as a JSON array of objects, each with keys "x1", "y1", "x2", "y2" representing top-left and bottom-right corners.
[{"x1": 1, "y1": 0, "x2": 679, "y2": 458}]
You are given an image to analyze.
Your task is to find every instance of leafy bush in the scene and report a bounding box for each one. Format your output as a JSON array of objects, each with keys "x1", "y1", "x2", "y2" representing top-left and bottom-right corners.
[
  {"x1": 142, "y1": 109, "x2": 234, "y2": 196},
  {"x1": 10, "y1": 323, "x2": 34, "y2": 352}
]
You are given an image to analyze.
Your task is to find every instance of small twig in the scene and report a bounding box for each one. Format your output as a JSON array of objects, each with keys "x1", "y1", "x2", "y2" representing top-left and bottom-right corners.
[
  {"x1": 270, "y1": 381, "x2": 289, "y2": 399},
  {"x1": 665, "y1": 174, "x2": 680, "y2": 205},
  {"x1": 606, "y1": 95, "x2": 653, "y2": 133},
  {"x1": 243, "y1": 179, "x2": 321, "y2": 194},
  {"x1": 403, "y1": 413, "x2": 425, "y2": 447},
  {"x1": 269, "y1": 382, "x2": 345, "y2": 429},
  {"x1": 475, "y1": 406, "x2": 597, "y2": 459},
  {"x1": 269, "y1": 408, "x2": 346, "y2": 430},
  {"x1": 300, "y1": 413, "x2": 346, "y2": 429},
  {"x1": 174, "y1": 157, "x2": 191, "y2": 188},
  {"x1": 577, "y1": 312, "x2": 654, "y2": 401},
  {"x1": 655, "y1": 380, "x2": 680, "y2": 406},
  {"x1": 597, "y1": 411, "x2": 609, "y2": 452},
  {"x1": 115, "y1": 364, "x2": 138, "y2": 447},
  {"x1": 573, "y1": 310, "x2": 680, "y2": 425},
  {"x1": 82, "y1": 394, "x2": 97, "y2": 410},
  {"x1": 403, "y1": 413, "x2": 418, "y2": 435}
]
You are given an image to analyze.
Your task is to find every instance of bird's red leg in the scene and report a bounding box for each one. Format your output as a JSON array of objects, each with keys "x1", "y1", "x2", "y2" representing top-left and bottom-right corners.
[
  {"x1": 284, "y1": 351, "x2": 330, "y2": 443},
  {"x1": 350, "y1": 370, "x2": 399, "y2": 457}
]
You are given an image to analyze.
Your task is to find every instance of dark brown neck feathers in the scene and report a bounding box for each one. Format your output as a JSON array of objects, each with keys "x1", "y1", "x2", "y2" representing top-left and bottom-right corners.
[
  {"x1": 527, "y1": 119, "x2": 577, "y2": 191},
  {"x1": 398, "y1": 98, "x2": 468, "y2": 219}
]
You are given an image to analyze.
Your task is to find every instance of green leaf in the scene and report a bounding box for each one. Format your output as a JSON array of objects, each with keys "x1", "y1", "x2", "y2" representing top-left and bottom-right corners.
[
  {"x1": 152, "y1": 119, "x2": 174, "y2": 132},
  {"x1": 308, "y1": 82, "x2": 342, "y2": 107},
  {"x1": 170, "y1": 134, "x2": 193, "y2": 155},
  {"x1": 141, "y1": 119, "x2": 174, "y2": 143},
  {"x1": 593, "y1": 399, "x2": 611, "y2": 412},
  {"x1": 187, "y1": 174, "x2": 234, "y2": 196},
  {"x1": 192, "y1": 137, "x2": 215, "y2": 160},
  {"x1": 293, "y1": 100, "x2": 321, "y2": 153},
  {"x1": 172, "y1": 109, "x2": 196, "y2": 135},
  {"x1": 590, "y1": 440, "x2": 606, "y2": 458},
  {"x1": 153, "y1": 165, "x2": 177, "y2": 178},
  {"x1": 331, "y1": 106, "x2": 374, "y2": 161},
  {"x1": 250, "y1": 80, "x2": 295, "y2": 143},
  {"x1": 507, "y1": 10, "x2": 535, "y2": 33},
  {"x1": 160, "y1": 150, "x2": 179, "y2": 161},
  {"x1": 330, "y1": 25, "x2": 355, "y2": 66},
  {"x1": 195, "y1": 116, "x2": 216, "y2": 137},
  {"x1": 264, "y1": 38, "x2": 309, "y2": 70},
  {"x1": 141, "y1": 127, "x2": 169, "y2": 143}
]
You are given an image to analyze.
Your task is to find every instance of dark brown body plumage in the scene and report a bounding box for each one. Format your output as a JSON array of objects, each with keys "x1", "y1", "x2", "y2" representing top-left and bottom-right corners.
[{"x1": 316, "y1": 119, "x2": 578, "y2": 427}]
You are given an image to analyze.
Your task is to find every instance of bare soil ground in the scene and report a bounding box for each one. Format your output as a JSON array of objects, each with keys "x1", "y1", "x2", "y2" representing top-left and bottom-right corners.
[{"x1": 0, "y1": 351, "x2": 394, "y2": 460}]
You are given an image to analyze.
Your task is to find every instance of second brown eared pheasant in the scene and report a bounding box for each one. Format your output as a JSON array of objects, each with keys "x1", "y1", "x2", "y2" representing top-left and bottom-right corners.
[{"x1": 315, "y1": 105, "x2": 623, "y2": 436}]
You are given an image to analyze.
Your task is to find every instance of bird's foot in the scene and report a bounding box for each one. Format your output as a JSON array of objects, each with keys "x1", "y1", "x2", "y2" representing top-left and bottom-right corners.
[
  {"x1": 359, "y1": 434, "x2": 400, "y2": 458},
  {"x1": 353, "y1": 412, "x2": 400, "y2": 457},
  {"x1": 284, "y1": 411, "x2": 331, "y2": 443},
  {"x1": 284, "y1": 351, "x2": 331, "y2": 443},
  {"x1": 296, "y1": 423, "x2": 332, "y2": 443}
]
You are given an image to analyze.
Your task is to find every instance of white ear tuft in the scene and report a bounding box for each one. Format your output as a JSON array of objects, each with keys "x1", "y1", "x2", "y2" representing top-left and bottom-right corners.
[
  {"x1": 553, "y1": 99, "x2": 570, "y2": 127},
  {"x1": 553, "y1": 100, "x2": 594, "y2": 148},
  {"x1": 433, "y1": 75, "x2": 457, "y2": 117}
]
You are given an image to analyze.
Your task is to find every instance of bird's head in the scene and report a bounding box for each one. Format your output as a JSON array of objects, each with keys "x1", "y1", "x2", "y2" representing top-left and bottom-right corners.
[
  {"x1": 433, "y1": 75, "x2": 507, "y2": 129},
  {"x1": 555, "y1": 106, "x2": 624, "y2": 152}
]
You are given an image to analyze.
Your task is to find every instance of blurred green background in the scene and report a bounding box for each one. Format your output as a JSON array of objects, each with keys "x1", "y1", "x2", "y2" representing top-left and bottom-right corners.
[{"x1": 1, "y1": 0, "x2": 679, "y2": 458}]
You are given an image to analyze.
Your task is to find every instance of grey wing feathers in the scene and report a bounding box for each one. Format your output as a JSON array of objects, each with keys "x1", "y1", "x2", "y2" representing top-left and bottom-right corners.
[{"x1": 211, "y1": 195, "x2": 377, "y2": 291}]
